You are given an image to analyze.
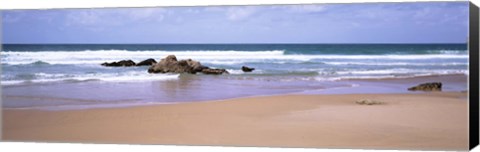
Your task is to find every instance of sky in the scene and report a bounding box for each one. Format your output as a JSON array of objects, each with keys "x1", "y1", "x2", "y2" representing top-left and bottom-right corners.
[{"x1": 1, "y1": 2, "x2": 470, "y2": 44}]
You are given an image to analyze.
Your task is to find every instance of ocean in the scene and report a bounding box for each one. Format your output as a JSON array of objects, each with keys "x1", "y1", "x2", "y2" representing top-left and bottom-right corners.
[
  {"x1": 1, "y1": 44, "x2": 469, "y2": 110},
  {"x1": 1, "y1": 44, "x2": 469, "y2": 84}
]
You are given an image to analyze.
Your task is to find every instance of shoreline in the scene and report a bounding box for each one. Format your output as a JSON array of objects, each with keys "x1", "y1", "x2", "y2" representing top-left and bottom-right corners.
[
  {"x1": 2, "y1": 91, "x2": 469, "y2": 150},
  {"x1": 1, "y1": 74, "x2": 468, "y2": 110}
]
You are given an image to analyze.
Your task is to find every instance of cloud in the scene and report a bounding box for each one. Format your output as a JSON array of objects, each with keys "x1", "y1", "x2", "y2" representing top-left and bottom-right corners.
[
  {"x1": 66, "y1": 10, "x2": 101, "y2": 26},
  {"x1": 185, "y1": 8, "x2": 200, "y2": 14},
  {"x1": 288, "y1": 5, "x2": 327, "y2": 13},
  {"x1": 122, "y1": 8, "x2": 167, "y2": 21},
  {"x1": 2, "y1": 11, "x2": 26, "y2": 23},
  {"x1": 226, "y1": 7, "x2": 257, "y2": 21},
  {"x1": 64, "y1": 8, "x2": 168, "y2": 30}
]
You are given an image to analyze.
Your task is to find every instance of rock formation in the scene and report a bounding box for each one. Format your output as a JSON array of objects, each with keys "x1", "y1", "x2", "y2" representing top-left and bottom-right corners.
[
  {"x1": 186, "y1": 59, "x2": 209, "y2": 72},
  {"x1": 148, "y1": 55, "x2": 228, "y2": 75},
  {"x1": 241, "y1": 66, "x2": 255, "y2": 72},
  {"x1": 408, "y1": 82, "x2": 442, "y2": 91},
  {"x1": 136, "y1": 58, "x2": 157, "y2": 66},
  {"x1": 201, "y1": 68, "x2": 229, "y2": 75},
  {"x1": 101, "y1": 60, "x2": 136, "y2": 67}
]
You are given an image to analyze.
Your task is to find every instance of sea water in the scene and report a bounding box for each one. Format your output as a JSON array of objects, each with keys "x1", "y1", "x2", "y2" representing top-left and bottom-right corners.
[{"x1": 1, "y1": 44, "x2": 469, "y2": 110}]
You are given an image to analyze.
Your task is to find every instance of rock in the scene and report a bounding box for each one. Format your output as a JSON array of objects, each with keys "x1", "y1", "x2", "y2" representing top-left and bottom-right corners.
[
  {"x1": 136, "y1": 58, "x2": 157, "y2": 66},
  {"x1": 148, "y1": 55, "x2": 223, "y2": 74},
  {"x1": 201, "y1": 68, "x2": 229, "y2": 75},
  {"x1": 408, "y1": 82, "x2": 442, "y2": 91},
  {"x1": 187, "y1": 59, "x2": 208, "y2": 72},
  {"x1": 355, "y1": 99, "x2": 382, "y2": 105},
  {"x1": 148, "y1": 55, "x2": 194, "y2": 74},
  {"x1": 241, "y1": 66, "x2": 255, "y2": 72},
  {"x1": 101, "y1": 60, "x2": 136, "y2": 67},
  {"x1": 165, "y1": 55, "x2": 177, "y2": 62}
]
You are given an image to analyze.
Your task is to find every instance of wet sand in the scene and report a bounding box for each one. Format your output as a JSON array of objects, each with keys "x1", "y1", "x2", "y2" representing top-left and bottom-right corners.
[
  {"x1": 1, "y1": 74, "x2": 468, "y2": 110},
  {"x1": 2, "y1": 92, "x2": 468, "y2": 151}
]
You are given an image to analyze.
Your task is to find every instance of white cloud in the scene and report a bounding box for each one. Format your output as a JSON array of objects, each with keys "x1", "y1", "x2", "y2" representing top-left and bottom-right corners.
[
  {"x1": 186, "y1": 8, "x2": 200, "y2": 14},
  {"x1": 3, "y1": 14, "x2": 22, "y2": 23},
  {"x1": 64, "y1": 8, "x2": 168, "y2": 29},
  {"x1": 226, "y1": 7, "x2": 257, "y2": 21},
  {"x1": 2, "y1": 11, "x2": 26, "y2": 23},
  {"x1": 122, "y1": 8, "x2": 167, "y2": 22},
  {"x1": 66, "y1": 10, "x2": 101, "y2": 26},
  {"x1": 288, "y1": 5, "x2": 327, "y2": 13},
  {"x1": 203, "y1": 7, "x2": 224, "y2": 12}
]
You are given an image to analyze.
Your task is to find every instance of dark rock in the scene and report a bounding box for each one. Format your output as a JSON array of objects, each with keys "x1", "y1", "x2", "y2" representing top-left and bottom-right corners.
[
  {"x1": 148, "y1": 55, "x2": 217, "y2": 74},
  {"x1": 148, "y1": 55, "x2": 229, "y2": 75},
  {"x1": 241, "y1": 66, "x2": 255, "y2": 72},
  {"x1": 148, "y1": 57, "x2": 193, "y2": 74},
  {"x1": 201, "y1": 68, "x2": 229, "y2": 75},
  {"x1": 101, "y1": 60, "x2": 136, "y2": 67},
  {"x1": 136, "y1": 58, "x2": 157, "y2": 66},
  {"x1": 165, "y1": 55, "x2": 177, "y2": 62},
  {"x1": 187, "y1": 59, "x2": 208, "y2": 72},
  {"x1": 408, "y1": 82, "x2": 442, "y2": 91}
]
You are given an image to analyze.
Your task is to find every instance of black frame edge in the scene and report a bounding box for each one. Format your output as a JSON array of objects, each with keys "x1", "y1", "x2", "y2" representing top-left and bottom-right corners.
[{"x1": 469, "y1": 1, "x2": 480, "y2": 150}]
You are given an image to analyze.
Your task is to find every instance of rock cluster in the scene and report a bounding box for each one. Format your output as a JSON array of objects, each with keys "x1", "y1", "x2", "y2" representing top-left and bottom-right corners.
[
  {"x1": 101, "y1": 55, "x2": 252, "y2": 75},
  {"x1": 408, "y1": 82, "x2": 442, "y2": 91},
  {"x1": 147, "y1": 55, "x2": 229, "y2": 75},
  {"x1": 101, "y1": 59, "x2": 157, "y2": 67}
]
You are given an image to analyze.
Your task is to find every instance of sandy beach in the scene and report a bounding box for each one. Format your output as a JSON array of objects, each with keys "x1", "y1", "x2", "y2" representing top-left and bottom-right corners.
[
  {"x1": 2, "y1": 91, "x2": 468, "y2": 151},
  {"x1": 1, "y1": 3, "x2": 472, "y2": 151}
]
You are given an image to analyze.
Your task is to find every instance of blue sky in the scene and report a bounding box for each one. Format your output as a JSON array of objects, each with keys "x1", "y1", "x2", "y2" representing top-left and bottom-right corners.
[{"x1": 2, "y1": 2, "x2": 469, "y2": 44}]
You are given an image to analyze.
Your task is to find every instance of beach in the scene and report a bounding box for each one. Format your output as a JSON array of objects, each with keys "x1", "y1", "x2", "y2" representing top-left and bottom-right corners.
[
  {"x1": 2, "y1": 74, "x2": 470, "y2": 150},
  {"x1": 1, "y1": 2, "x2": 473, "y2": 151},
  {"x1": 0, "y1": 44, "x2": 470, "y2": 150},
  {"x1": 2, "y1": 91, "x2": 468, "y2": 150}
]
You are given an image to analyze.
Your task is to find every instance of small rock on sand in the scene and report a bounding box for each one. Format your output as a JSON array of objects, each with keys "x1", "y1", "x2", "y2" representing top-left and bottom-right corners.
[{"x1": 355, "y1": 99, "x2": 383, "y2": 105}]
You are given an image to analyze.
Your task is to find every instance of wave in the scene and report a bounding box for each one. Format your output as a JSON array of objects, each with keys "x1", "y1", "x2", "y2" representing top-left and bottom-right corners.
[
  {"x1": 318, "y1": 68, "x2": 468, "y2": 77},
  {"x1": 426, "y1": 50, "x2": 468, "y2": 55},
  {"x1": 1, "y1": 72, "x2": 179, "y2": 86},
  {"x1": 323, "y1": 62, "x2": 468, "y2": 66},
  {"x1": 332, "y1": 69, "x2": 468, "y2": 75},
  {"x1": 1, "y1": 50, "x2": 468, "y2": 65},
  {"x1": 315, "y1": 73, "x2": 468, "y2": 81}
]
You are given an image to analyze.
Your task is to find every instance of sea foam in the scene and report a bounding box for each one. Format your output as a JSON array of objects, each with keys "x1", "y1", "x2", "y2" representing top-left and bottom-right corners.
[{"x1": 1, "y1": 50, "x2": 468, "y2": 65}]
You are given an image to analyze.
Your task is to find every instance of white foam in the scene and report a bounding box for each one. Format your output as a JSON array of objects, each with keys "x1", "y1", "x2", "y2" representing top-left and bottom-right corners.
[
  {"x1": 314, "y1": 69, "x2": 468, "y2": 81},
  {"x1": 324, "y1": 62, "x2": 468, "y2": 66},
  {"x1": 203, "y1": 60, "x2": 245, "y2": 65},
  {"x1": 226, "y1": 69, "x2": 245, "y2": 75},
  {"x1": 427, "y1": 50, "x2": 468, "y2": 55},
  {"x1": 225, "y1": 69, "x2": 264, "y2": 75},
  {"x1": 1, "y1": 50, "x2": 468, "y2": 65},
  {"x1": 334, "y1": 69, "x2": 468, "y2": 75},
  {"x1": 1, "y1": 72, "x2": 179, "y2": 86},
  {"x1": 1, "y1": 80, "x2": 26, "y2": 85}
]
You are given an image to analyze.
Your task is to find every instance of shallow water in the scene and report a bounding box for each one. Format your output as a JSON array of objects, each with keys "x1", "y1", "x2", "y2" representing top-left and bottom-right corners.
[{"x1": 1, "y1": 74, "x2": 468, "y2": 110}]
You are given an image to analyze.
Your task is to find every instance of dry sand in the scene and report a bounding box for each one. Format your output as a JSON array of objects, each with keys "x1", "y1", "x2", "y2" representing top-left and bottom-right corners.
[{"x1": 2, "y1": 92, "x2": 468, "y2": 151}]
